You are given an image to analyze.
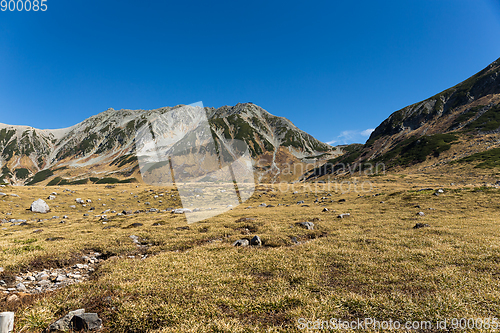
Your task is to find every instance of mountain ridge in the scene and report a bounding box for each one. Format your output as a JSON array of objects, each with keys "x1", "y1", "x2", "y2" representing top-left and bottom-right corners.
[{"x1": 0, "y1": 103, "x2": 336, "y2": 185}]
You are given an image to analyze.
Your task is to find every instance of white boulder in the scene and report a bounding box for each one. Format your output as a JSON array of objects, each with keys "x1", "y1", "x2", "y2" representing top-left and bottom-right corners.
[{"x1": 31, "y1": 199, "x2": 50, "y2": 213}]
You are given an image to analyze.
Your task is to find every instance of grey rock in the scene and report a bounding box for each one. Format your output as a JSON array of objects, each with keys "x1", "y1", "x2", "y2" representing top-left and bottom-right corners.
[
  {"x1": 55, "y1": 275, "x2": 67, "y2": 282},
  {"x1": 47, "y1": 195, "x2": 56, "y2": 200},
  {"x1": 298, "y1": 222, "x2": 314, "y2": 230},
  {"x1": 71, "y1": 313, "x2": 102, "y2": 331},
  {"x1": 30, "y1": 199, "x2": 50, "y2": 213},
  {"x1": 233, "y1": 239, "x2": 250, "y2": 247},
  {"x1": 16, "y1": 282, "x2": 27, "y2": 291},
  {"x1": 337, "y1": 213, "x2": 350, "y2": 218},
  {"x1": 297, "y1": 200, "x2": 304, "y2": 204},
  {"x1": 46, "y1": 308, "x2": 85, "y2": 332},
  {"x1": 322, "y1": 208, "x2": 329, "y2": 212},
  {"x1": 413, "y1": 223, "x2": 430, "y2": 229},
  {"x1": 258, "y1": 203, "x2": 267, "y2": 207},
  {"x1": 250, "y1": 235, "x2": 262, "y2": 246},
  {"x1": 417, "y1": 212, "x2": 425, "y2": 216},
  {"x1": 172, "y1": 208, "x2": 192, "y2": 214},
  {"x1": 76, "y1": 198, "x2": 84, "y2": 204}
]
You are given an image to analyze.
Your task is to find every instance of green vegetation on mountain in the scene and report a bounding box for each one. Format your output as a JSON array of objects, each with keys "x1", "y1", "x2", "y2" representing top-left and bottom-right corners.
[
  {"x1": 27, "y1": 169, "x2": 54, "y2": 185},
  {"x1": 15, "y1": 168, "x2": 30, "y2": 179},
  {"x1": 373, "y1": 133, "x2": 458, "y2": 167},
  {"x1": 1, "y1": 166, "x2": 12, "y2": 181},
  {"x1": 455, "y1": 148, "x2": 500, "y2": 169},
  {"x1": 464, "y1": 104, "x2": 500, "y2": 132}
]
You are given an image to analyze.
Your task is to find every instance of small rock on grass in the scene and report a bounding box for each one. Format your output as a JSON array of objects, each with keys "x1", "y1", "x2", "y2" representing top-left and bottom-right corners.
[
  {"x1": 413, "y1": 223, "x2": 430, "y2": 229},
  {"x1": 71, "y1": 313, "x2": 102, "y2": 331},
  {"x1": 250, "y1": 235, "x2": 262, "y2": 246},
  {"x1": 297, "y1": 222, "x2": 314, "y2": 230},
  {"x1": 233, "y1": 239, "x2": 250, "y2": 247},
  {"x1": 30, "y1": 199, "x2": 50, "y2": 213},
  {"x1": 46, "y1": 309, "x2": 85, "y2": 332},
  {"x1": 337, "y1": 213, "x2": 350, "y2": 218}
]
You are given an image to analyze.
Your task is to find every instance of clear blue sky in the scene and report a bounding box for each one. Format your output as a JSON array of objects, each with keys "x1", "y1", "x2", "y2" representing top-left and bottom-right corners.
[{"x1": 1, "y1": 0, "x2": 500, "y2": 145}]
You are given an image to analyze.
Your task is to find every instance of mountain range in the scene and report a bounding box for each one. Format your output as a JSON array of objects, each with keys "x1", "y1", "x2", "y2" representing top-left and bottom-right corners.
[
  {"x1": 2, "y1": 56, "x2": 499, "y2": 186},
  {"x1": 0, "y1": 103, "x2": 335, "y2": 185}
]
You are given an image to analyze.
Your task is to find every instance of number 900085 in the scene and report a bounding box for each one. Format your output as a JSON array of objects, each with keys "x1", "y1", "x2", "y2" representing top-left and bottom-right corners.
[{"x1": 1, "y1": 0, "x2": 47, "y2": 11}]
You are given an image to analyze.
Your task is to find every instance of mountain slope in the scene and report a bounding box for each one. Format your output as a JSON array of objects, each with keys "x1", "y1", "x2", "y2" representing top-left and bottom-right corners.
[
  {"x1": 0, "y1": 103, "x2": 335, "y2": 185},
  {"x1": 352, "y1": 57, "x2": 500, "y2": 169}
]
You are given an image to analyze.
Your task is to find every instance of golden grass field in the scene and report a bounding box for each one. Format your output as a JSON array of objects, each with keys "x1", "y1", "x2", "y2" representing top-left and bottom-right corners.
[{"x1": 1, "y1": 169, "x2": 500, "y2": 332}]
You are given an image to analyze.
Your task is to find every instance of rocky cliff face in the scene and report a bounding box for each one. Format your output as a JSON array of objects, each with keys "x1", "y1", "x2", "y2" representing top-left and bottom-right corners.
[
  {"x1": 360, "y1": 57, "x2": 500, "y2": 163},
  {"x1": 0, "y1": 103, "x2": 333, "y2": 185}
]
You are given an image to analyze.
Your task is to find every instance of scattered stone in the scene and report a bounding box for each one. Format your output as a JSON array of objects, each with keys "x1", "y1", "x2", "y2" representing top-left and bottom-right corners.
[
  {"x1": 55, "y1": 275, "x2": 67, "y2": 282},
  {"x1": 47, "y1": 195, "x2": 56, "y2": 200},
  {"x1": 258, "y1": 203, "x2": 267, "y2": 207},
  {"x1": 297, "y1": 200, "x2": 304, "y2": 204},
  {"x1": 32, "y1": 229, "x2": 43, "y2": 233},
  {"x1": 322, "y1": 208, "x2": 329, "y2": 212},
  {"x1": 127, "y1": 223, "x2": 143, "y2": 228},
  {"x1": 297, "y1": 222, "x2": 314, "y2": 230},
  {"x1": 235, "y1": 217, "x2": 255, "y2": 222},
  {"x1": 417, "y1": 212, "x2": 425, "y2": 216},
  {"x1": 71, "y1": 313, "x2": 103, "y2": 331},
  {"x1": 337, "y1": 213, "x2": 350, "y2": 218},
  {"x1": 16, "y1": 282, "x2": 27, "y2": 291},
  {"x1": 172, "y1": 208, "x2": 192, "y2": 214},
  {"x1": 233, "y1": 239, "x2": 250, "y2": 247},
  {"x1": 338, "y1": 198, "x2": 346, "y2": 202},
  {"x1": 46, "y1": 308, "x2": 85, "y2": 332},
  {"x1": 30, "y1": 199, "x2": 50, "y2": 213},
  {"x1": 250, "y1": 235, "x2": 262, "y2": 246},
  {"x1": 46, "y1": 237, "x2": 65, "y2": 241},
  {"x1": 413, "y1": 223, "x2": 430, "y2": 229},
  {"x1": 76, "y1": 198, "x2": 85, "y2": 204}
]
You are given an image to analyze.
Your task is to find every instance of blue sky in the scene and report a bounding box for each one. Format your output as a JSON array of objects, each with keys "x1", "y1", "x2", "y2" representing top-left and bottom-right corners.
[{"x1": 1, "y1": 0, "x2": 500, "y2": 145}]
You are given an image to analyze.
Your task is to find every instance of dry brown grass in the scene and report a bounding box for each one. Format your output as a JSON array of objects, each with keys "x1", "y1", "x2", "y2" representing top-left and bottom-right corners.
[{"x1": 1, "y1": 173, "x2": 500, "y2": 332}]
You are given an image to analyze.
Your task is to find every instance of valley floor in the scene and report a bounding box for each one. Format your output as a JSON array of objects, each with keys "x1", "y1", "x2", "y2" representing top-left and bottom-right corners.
[{"x1": 1, "y1": 173, "x2": 500, "y2": 332}]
